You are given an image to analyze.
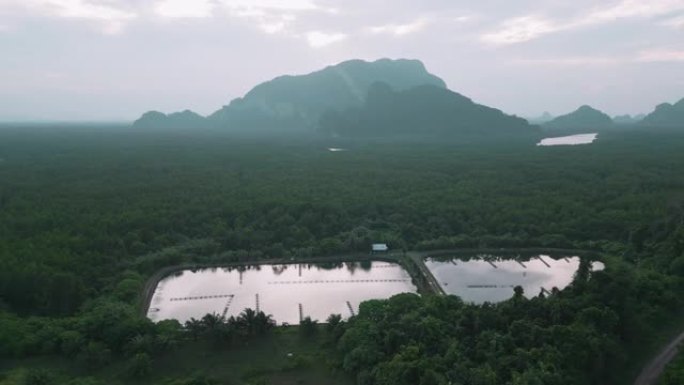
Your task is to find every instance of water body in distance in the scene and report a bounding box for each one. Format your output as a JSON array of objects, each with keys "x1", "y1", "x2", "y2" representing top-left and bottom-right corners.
[
  {"x1": 425, "y1": 255, "x2": 604, "y2": 303},
  {"x1": 147, "y1": 261, "x2": 417, "y2": 325},
  {"x1": 537, "y1": 133, "x2": 598, "y2": 146}
]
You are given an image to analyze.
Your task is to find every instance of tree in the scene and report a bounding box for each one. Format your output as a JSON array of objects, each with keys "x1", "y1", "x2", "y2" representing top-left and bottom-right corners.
[
  {"x1": 22, "y1": 369, "x2": 54, "y2": 385},
  {"x1": 299, "y1": 317, "x2": 318, "y2": 337},
  {"x1": 77, "y1": 341, "x2": 111, "y2": 370},
  {"x1": 184, "y1": 318, "x2": 203, "y2": 341},
  {"x1": 126, "y1": 352, "x2": 152, "y2": 378}
]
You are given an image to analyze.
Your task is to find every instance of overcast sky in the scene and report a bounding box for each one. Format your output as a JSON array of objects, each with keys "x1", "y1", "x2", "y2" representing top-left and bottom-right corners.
[{"x1": 1, "y1": 0, "x2": 683, "y2": 121}]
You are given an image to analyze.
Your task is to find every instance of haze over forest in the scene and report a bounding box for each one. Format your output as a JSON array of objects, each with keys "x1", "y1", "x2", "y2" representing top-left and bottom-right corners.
[
  {"x1": 1, "y1": 0, "x2": 684, "y2": 121},
  {"x1": 4, "y1": 2, "x2": 684, "y2": 385}
]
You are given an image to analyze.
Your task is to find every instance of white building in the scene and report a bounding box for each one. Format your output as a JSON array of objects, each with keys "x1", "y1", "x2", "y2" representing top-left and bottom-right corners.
[{"x1": 372, "y1": 243, "x2": 388, "y2": 252}]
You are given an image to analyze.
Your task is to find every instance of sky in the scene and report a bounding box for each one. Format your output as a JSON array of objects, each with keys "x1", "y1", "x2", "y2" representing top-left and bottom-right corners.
[{"x1": 0, "y1": 0, "x2": 683, "y2": 121}]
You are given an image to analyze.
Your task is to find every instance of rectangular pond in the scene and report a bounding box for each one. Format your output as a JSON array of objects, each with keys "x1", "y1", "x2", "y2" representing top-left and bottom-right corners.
[
  {"x1": 147, "y1": 261, "x2": 417, "y2": 325},
  {"x1": 424, "y1": 255, "x2": 604, "y2": 303},
  {"x1": 537, "y1": 133, "x2": 598, "y2": 146}
]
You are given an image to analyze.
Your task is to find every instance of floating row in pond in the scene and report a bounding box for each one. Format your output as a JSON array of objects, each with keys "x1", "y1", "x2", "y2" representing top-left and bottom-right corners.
[
  {"x1": 425, "y1": 255, "x2": 604, "y2": 304},
  {"x1": 146, "y1": 261, "x2": 417, "y2": 325},
  {"x1": 170, "y1": 294, "x2": 234, "y2": 302},
  {"x1": 267, "y1": 279, "x2": 409, "y2": 285}
]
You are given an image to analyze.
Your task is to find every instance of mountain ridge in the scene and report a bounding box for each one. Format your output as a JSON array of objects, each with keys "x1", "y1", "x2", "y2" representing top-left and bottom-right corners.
[
  {"x1": 319, "y1": 82, "x2": 534, "y2": 137},
  {"x1": 641, "y1": 98, "x2": 684, "y2": 127},
  {"x1": 134, "y1": 58, "x2": 448, "y2": 132},
  {"x1": 543, "y1": 105, "x2": 613, "y2": 131}
]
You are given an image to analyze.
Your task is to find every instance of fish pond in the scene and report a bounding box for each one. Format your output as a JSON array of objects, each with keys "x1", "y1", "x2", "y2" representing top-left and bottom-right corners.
[
  {"x1": 537, "y1": 133, "x2": 598, "y2": 146},
  {"x1": 425, "y1": 254, "x2": 604, "y2": 303},
  {"x1": 147, "y1": 261, "x2": 417, "y2": 325}
]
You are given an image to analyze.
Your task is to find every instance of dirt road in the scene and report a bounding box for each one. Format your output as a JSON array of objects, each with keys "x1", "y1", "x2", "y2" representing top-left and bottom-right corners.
[{"x1": 634, "y1": 331, "x2": 684, "y2": 385}]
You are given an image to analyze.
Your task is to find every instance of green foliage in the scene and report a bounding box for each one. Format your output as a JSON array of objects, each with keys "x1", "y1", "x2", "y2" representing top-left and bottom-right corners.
[
  {"x1": 660, "y1": 352, "x2": 684, "y2": 385},
  {"x1": 299, "y1": 317, "x2": 318, "y2": 338},
  {"x1": 22, "y1": 369, "x2": 53, "y2": 385},
  {"x1": 126, "y1": 352, "x2": 152, "y2": 378},
  {"x1": 1, "y1": 127, "x2": 684, "y2": 384},
  {"x1": 337, "y1": 264, "x2": 683, "y2": 385}
]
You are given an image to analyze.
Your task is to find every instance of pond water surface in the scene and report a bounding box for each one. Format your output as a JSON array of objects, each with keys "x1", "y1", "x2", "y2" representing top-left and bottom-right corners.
[
  {"x1": 537, "y1": 133, "x2": 598, "y2": 146},
  {"x1": 147, "y1": 261, "x2": 416, "y2": 325},
  {"x1": 425, "y1": 255, "x2": 604, "y2": 303}
]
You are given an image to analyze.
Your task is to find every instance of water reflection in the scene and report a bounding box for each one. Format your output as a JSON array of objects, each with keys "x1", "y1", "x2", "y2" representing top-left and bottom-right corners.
[
  {"x1": 537, "y1": 133, "x2": 598, "y2": 146},
  {"x1": 147, "y1": 261, "x2": 416, "y2": 325},
  {"x1": 425, "y1": 255, "x2": 604, "y2": 303}
]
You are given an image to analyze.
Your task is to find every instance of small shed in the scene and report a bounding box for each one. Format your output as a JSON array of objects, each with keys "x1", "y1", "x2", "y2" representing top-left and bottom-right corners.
[{"x1": 371, "y1": 243, "x2": 389, "y2": 252}]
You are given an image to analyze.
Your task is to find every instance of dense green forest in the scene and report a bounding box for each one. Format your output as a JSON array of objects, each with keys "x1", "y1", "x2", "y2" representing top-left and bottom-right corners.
[
  {"x1": 661, "y1": 352, "x2": 684, "y2": 384},
  {"x1": 1, "y1": 125, "x2": 684, "y2": 384}
]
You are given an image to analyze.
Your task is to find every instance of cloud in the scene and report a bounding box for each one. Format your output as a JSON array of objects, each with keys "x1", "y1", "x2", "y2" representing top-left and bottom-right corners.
[
  {"x1": 10, "y1": 0, "x2": 137, "y2": 34},
  {"x1": 454, "y1": 15, "x2": 474, "y2": 23},
  {"x1": 370, "y1": 18, "x2": 428, "y2": 36},
  {"x1": 213, "y1": 0, "x2": 328, "y2": 35},
  {"x1": 662, "y1": 14, "x2": 684, "y2": 29},
  {"x1": 3, "y1": 0, "x2": 328, "y2": 34},
  {"x1": 306, "y1": 31, "x2": 346, "y2": 48},
  {"x1": 153, "y1": 0, "x2": 215, "y2": 18},
  {"x1": 637, "y1": 48, "x2": 684, "y2": 62},
  {"x1": 217, "y1": 0, "x2": 320, "y2": 13},
  {"x1": 585, "y1": 0, "x2": 684, "y2": 22},
  {"x1": 482, "y1": 0, "x2": 684, "y2": 45},
  {"x1": 512, "y1": 56, "x2": 622, "y2": 67},
  {"x1": 481, "y1": 15, "x2": 558, "y2": 45}
]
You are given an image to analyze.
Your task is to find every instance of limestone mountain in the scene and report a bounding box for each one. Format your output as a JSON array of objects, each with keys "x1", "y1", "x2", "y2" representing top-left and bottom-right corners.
[
  {"x1": 133, "y1": 110, "x2": 208, "y2": 129},
  {"x1": 642, "y1": 98, "x2": 684, "y2": 127},
  {"x1": 206, "y1": 58, "x2": 447, "y2": 132},
  {"x1": 319, "y1": 82, "x2": 533, "y2": 138},
  {"x1": 543, "y1": 105, "x2": 613, "y2": 130}
]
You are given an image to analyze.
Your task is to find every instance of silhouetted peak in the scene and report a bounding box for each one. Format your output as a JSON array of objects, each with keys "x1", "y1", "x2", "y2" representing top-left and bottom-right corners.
[
  {"x1": 544, "y1": 105, "x2": 612, "y2": 130},
  {"x1": 576, "y1": 105, "x2": 601, "y2": 113},
  {"x1": 642, "y1": 97, "x2": 684, "y2": 127},
  {"x1": 133, "y1": 109, "x2": 207, "y2": 129}
]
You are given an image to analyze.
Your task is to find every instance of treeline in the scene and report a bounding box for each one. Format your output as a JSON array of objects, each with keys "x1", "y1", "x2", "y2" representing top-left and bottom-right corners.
[
  {"x1": 1, "y1": 128, "x2": 683, "y2": 317},
  {"x1": 0, "y1": 303, "x2": 277, "y2": 383},
  {"x1": 331, "y1": 258, "x2": 683, "y2": 385}
]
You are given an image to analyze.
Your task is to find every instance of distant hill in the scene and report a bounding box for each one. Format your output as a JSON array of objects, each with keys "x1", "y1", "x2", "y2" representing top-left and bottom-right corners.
[
  {"x1": 642, "y1": 98, "x2": 684, "y2": 127},
  {"x1": 133, "y1": 58, "x2": 446, "y2": 131},
  {"x1": 543, "y1": 105, "x2": 612, "y2": 131},
  {"x1": 207, "y1": 58, "x2": 447, "y2": 132},
  {"x1": 133, "y1": 110, "x2": 209, "y2": 129},
  {"x1": 319, "y1": 82, "x2": 533, "y2": 138},
  {"x1": 528, "y1": 111, "x2": 554, "y2": 124},
  {"x1": 613, "y1": 114, "x2": 645, "y2": 125}
]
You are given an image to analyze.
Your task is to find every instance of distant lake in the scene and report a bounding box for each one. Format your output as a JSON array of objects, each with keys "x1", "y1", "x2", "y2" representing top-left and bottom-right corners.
[
  {"x1": 147, "y1": 261, "x2": 417, "y2": 325},
  {"x1": 327, "y1": 147, "x2": 348, "y2": 152},
  {"x1": 537, "y1": 133, "x2": 598, "y2": 146},
  {"x1": 425, "y1": 255, "x2": 604, "y2": 303}
]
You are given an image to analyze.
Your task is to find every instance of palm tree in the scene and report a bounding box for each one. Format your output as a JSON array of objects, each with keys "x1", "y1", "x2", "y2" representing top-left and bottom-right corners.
[
  {"x1": 184, "y1": 317, "x2": 203, "y2": 341},
  {"x1": 200, "y1": 313, "x2": 223, "y2": 331},
  {"x1": 254, "y1": 311, "x2": 276, "y2": 334},
  {"x1": 237, "y1": 308, "x2": 258, "y2": 335}
]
